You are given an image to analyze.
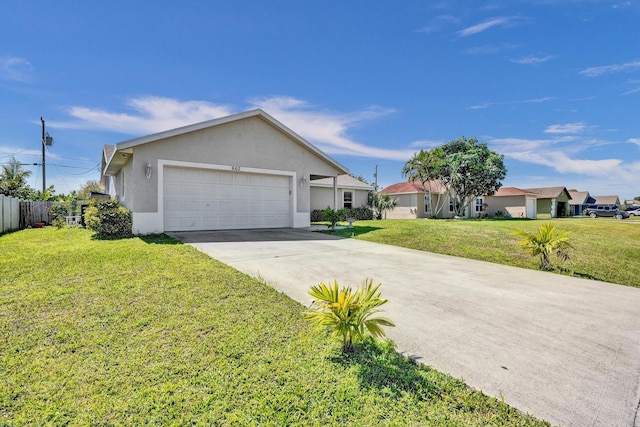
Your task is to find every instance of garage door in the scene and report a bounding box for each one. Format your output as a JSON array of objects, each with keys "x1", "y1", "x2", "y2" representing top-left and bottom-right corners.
[{"x1": 163, "y1": 166, "x2": 291, "y2": 231}]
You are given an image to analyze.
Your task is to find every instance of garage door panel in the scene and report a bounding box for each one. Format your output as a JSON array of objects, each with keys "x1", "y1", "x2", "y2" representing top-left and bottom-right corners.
[{"x1": 164, "y1": 166, "x2": 291, "y2": 231}]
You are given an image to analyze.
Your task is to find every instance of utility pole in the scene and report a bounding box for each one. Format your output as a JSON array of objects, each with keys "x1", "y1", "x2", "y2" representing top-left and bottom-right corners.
[
  {"x1": 41, "y1": 117, "x2": 45, "y2": 194},
  {"x1": 374, "y1": 164, "x2": 378, "y2": 192},
  {"x1": 40, "y1": 117, "x2": 54, "y2": 197}
]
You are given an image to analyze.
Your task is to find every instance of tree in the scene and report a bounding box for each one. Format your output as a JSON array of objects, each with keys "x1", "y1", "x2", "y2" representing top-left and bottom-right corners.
[
  {"x1": 440, "y1": 137, "x2": 507, "y2": 217},
  {"x1": 512, "y1": 223, "x2": 572, "y2": 270},
  {"x1": 371, "y1": 193, "x2": 397, "y2": 219},
  {"x1": 77, "y1": 180, "x2": 105, "y2": 200},
  {"x1": 322, "y1": 207, "x2": 346, "y2": 232},
  {"x1": 0, "y1": 157, "x2": 35, "y2": 199},
  {"x1": 402, "y1": 147, "x2": 447, "y2": 218},
  {"x1": 303, "y1": 279, "x2": 395, "y2": 353}
]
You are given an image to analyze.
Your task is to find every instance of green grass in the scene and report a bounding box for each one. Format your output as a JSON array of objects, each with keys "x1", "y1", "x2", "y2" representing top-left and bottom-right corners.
[
  {"x1": 1, "y1": 228, "x2": 549, "y2": 426},
  {"x1": 332, "y1": 218, "x2": 640, "y2": 288}
]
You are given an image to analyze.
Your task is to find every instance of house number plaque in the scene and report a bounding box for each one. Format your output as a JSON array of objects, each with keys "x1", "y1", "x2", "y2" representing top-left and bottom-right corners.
[{"x1": 231, "y1": 166, "x2": 241, "y2": 172}]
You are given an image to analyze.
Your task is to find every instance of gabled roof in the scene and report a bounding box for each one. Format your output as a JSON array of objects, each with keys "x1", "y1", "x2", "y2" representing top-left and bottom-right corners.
[
  {"x1": 491, "y1": 187, "x2": 537, "y2": 197},
  {"x1": 523, "y1": 186, "x2": 572, "y2": 200},
  {"x1": 380, "y1": 180, "x2": 447, "y2": 195},
  {"x1": 310, "y1": 174, "x2": 374, "y2": 190},
  {"x1": 592, "y1": 195, "x2": 620, "y2": 205},
  {"x1": 568, "y1": 190, "x2": 595, "y2": 205},
  {"x1": 103, "y1": 109, "x2": 348, "y2": 176}
]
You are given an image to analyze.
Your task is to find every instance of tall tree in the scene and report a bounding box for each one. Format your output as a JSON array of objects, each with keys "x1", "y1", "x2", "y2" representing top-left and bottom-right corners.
[
  {"x1": 402, "y1": 147, "x2": 447, "y2": 218},
  {"x1": 77, "y1": 180, "x2": 105, "y2": 200},
  {"x1": 0, "y1": 157, "x2": 35, "y2": 199},
  {"x1": 439, "y1": 137, "x2": 506, "y2": 217}
]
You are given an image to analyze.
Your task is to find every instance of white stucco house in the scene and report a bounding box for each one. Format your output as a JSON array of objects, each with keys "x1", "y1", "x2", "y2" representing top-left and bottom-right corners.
[
  {"x1": 310, "y1": 174, "x2": 373, "y2": 210},
  {"x1": 101, "y1": 109, "x2": 348, "y2": 234}
]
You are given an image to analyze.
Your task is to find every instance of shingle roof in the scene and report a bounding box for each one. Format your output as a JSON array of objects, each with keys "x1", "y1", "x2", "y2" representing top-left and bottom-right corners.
[
  {"x1": 310, "y1": 174, "x2": 374, "y2": 190},
  {"x1": 568, "y1": 190, "x2": 594, "y2": 205},
  {"x1": 380, "y1": 180, "x2": 447, "y2": 195},
  {"x1": 592, "y1": 195, "x2": 620, "y2": 205},
  {"x1": 492, "y1": 187, "x2": 536, "y2": 197},
  {"x1": 523, "y1": 187, "x2": 572, "y2": 200}
]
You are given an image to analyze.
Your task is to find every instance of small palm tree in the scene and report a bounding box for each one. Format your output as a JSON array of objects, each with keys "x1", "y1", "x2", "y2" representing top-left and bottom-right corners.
[
  {"x1": 512, "y1": 223, "x2": 573, "y2": 270},
  {"x1": 303, "y1": 279, "x2": 395, "y2": 353},
  {"x1": 373, "y1": 193, "x2": 398, "y2": 219},
  {"x1": 322, "y1": 207, "x2": 346, "y2": 231}
]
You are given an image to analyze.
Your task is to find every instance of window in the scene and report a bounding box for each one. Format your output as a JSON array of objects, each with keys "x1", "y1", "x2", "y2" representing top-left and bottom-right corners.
[
  {"x1": 343, "y1": 191, "x2": 353, "y2": 209},
  {"x1": 449, "y1": 196, "x2": 457, "y2": 213},
  {"x1": 424, "y1": 195, "x2": 431, "y2": 213},
  {"x1": 475, "y1": 198, "x2": 484, "y2": 213}
]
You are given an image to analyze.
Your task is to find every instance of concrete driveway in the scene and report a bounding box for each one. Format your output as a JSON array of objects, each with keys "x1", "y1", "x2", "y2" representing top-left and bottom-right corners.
[{"x1": 170, "y1": 228, "x2": 640, "y2": 427}]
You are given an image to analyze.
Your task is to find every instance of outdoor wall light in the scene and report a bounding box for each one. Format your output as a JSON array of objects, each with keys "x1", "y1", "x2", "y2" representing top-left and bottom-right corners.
[
  {"x1": 299, "y1": 177, "x2": 307, "y2": 188},
  {"x1": 145, "y1": 162, "x2": 153, "y2": 180}
]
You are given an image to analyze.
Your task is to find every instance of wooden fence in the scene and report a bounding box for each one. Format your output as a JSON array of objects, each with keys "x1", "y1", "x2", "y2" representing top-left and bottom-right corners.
[
  {"x1": 0, "y1": 195, "x2": 21, "y2": 233},
  {"x1": 19, "y1": 201, "x2": 53, "y2": 229}
]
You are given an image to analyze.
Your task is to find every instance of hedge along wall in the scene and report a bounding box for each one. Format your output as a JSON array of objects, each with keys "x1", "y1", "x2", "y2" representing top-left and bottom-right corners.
[{"x1": 0, "y1": 195, "x2": 20, "y2": 233}]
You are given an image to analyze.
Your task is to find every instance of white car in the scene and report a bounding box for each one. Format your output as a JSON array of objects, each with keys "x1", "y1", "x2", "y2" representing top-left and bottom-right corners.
[{"x1": 625, "y1": 208, "x2": 640, "y2": 217}]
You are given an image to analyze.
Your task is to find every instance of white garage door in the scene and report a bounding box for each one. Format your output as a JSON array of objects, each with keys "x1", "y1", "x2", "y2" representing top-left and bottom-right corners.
[{"x1": 163, "y1": 166, "x2": 291, "y2": 231}]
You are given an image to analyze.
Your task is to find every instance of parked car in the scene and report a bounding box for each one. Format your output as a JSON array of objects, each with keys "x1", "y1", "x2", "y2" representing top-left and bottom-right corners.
[
  {"x1": 583, "y1": 205, "x2": 629, "y2": 220},
  {"x1": 624, "y1": 207, "x2": 640, "y2": 217}
]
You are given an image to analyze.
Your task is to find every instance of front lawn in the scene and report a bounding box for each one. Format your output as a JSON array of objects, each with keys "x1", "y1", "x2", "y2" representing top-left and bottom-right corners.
[
  {"x1": 0, "y1": 228, "x2": 548, "y2": 426},
  {"x1": 332, "y1": 218, "x2": 640, "y2": 288}
]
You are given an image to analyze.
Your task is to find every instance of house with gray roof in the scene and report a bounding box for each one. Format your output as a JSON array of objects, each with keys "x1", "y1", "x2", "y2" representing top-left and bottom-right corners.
[{"x1": 523, "y1": 187, "x2": 572, "y2": 218}]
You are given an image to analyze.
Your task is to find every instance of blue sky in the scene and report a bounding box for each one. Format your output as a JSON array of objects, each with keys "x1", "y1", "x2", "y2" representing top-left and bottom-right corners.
[{"x1": 1, "y1": 0, "x2": 639, "y2": 199}]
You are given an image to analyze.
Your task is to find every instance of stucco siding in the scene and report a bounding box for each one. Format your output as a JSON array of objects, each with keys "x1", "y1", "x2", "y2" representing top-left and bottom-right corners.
[
  {"x1": 128, "y1": 116, "x2": 342, "y2": 214},
  {"x1": 310, "y1": 187, "x2": 370, "y2": 210}
]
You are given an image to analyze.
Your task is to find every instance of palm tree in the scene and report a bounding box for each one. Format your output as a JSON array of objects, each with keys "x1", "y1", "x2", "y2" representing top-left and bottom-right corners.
[
  {"x1": 402, "y1": 148, "x2": 446, "y2": 217},
  {"x1": 303, "y1": 279, "x2": 395, "y2": 353},
  {"x1": 0, "y1": 157, "x2": 33, "y2": 199},
  {"x1": 512, "y1": 223, "x2": 573, "y2": 270},
  {"x1": 372, "y1": 193, "x2": 397, "y2": 219}
]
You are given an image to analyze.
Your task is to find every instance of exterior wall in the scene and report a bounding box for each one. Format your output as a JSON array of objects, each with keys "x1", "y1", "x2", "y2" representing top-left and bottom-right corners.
[
  {"x1": 117, "y1": 116, "x2": 343, "y2": 233},
  {"x1": 485, "y1": 195, "x2": 527, "y2": 218},
  {"x1": 536, "y1": 199, "x2": 552, "y2": 218},
  {"x1": 384, "y1": 194, "x2": 418, "y2": 219},
  {"x1": 310, "y1": 187, "x2": 369, "y2": 210}
]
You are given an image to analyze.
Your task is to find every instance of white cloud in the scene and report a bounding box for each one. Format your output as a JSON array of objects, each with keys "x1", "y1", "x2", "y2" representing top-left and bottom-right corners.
[
  {"x1": 488, "y1": 136, "x2": 622, "y2": 176},
  {"x1": 416, "y1": 15, "x2": 460, "y2": 34},
  {"x1": 467, "y1": 97, "x2": 554, "y2": 110},
  {"x1": 51, "y1": 97, "x2": 234, "y2": 134},
  {"x1": 544, "y1": 122, "x2": 587, "y2": 134},
  {"x1": 628, "y1": 138, "x2": 640, "y2": 146},
  {"x1": 458, "y1": 17, "x2": 517, "y2": 37},
  {"x1": 511, "y1": 55, "x2": 554, "y2": 65},
  {"x1": 50, "y1": 95, "x2": 414, "y2": 161},
  {"x1": 408, "y1": 139, "x2": 446, "y2": 149},
  {"x1": 248, "y1": 96, "x2": 414, "y2": 160},
  {"x1": 0, "y1": 56, "x2": 33, "y2": 82},
  {"x1": 579, "y1": 60, "x2": 640, "y2": 77}
]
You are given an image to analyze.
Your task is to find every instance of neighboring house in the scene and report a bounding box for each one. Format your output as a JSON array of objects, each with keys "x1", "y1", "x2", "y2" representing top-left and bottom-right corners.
[
  {"x1": 484, "y1": 187, "x2": 537, "y2": 219},
  {"x1": 523, "y1": 187, "x2": 572, "y2": 218},
  {"x1": 379, "y1": 180, "x2": 458, "y2": 219},
  {"x1": 310, "y1": 175, "x2": 373, "y2": 210},
  {"x1": 592, "y1": 195, "x2": 621, "y2": 207},
  {"x1": 568, "y1": 190, "x2": 595, "y2": 216},
  {"x1": 101, "y1": 109, "x2": 348, "y2": 234}
]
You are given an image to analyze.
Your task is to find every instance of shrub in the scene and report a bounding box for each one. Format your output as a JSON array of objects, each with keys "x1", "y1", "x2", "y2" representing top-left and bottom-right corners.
[
  {"x1": 84, "y1": 200, "x2": 132, "y2": 239},
  {"x1": 511, "y1": 223, "x2": 572, "y2": 270},
  {"x1": 322, "y1": 207, "x2": 347, "y2": 231},
  {"x1": 303, "y1": 279, "x2": 395, "y2": 353},
  {"x1": 310, "y1": 209, "x2": 324, "y2": 223},
  {"x1": 344, "y1": 206, "x2": 374, "y2": 220},
  {"x1": 311, "y1": 206, "x2": 373, "y2": 223},
  {"x1": 49, "y1": 201, "x2": 72, "y2": 229}
]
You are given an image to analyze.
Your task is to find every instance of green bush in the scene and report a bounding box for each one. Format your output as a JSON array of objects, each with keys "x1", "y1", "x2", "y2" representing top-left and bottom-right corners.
[
  {"x1": 84, "y1": 200, "x2": 132, "y2": 239},
  {"x1": 311, "y1": 206, "x2": 373, "y2": 223}
]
